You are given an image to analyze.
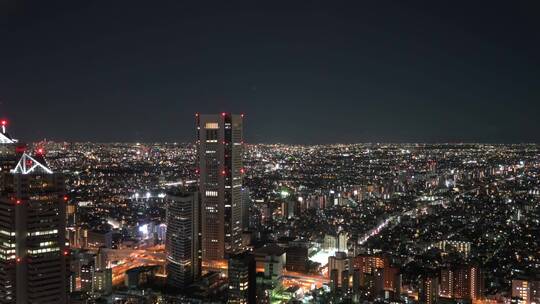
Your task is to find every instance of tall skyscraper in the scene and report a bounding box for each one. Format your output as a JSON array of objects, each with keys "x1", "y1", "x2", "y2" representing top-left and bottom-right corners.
[
  {"x1": 196, "y1": 113, "x2": 244, "y2": 261},
  {"x1": 0, "y1": 120, "x2": 23, "y2": 173},
  {"x1": 165, "y1": 189, "x2": 201, "y2": 288},
  {"x1": 0, "y1": 151, "x2": 69, "y2": 304}
]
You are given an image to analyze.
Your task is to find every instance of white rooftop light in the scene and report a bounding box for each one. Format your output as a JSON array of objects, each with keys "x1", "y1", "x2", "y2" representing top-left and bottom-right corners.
[
  {"x1": 0, "y1": 132, "x2": 17, "y2": 144},
  {"x1": 12, "y1": 153, "x2": 53, "y2": 175}
]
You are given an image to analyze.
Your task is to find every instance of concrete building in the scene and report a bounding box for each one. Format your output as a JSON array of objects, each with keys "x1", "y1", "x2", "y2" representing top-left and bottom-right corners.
[
  {"x1": 338, "y1": 232, "x2": 348, "y2": 252},
  {"x1": 328, "y1": 252, "x2": 350, "y2": 289},
  {"x1": 0, "y1": 120, "x2": 21, "y2": 173},
  {"x1": 323, "y1": 234, "x2": 337, "y2": 250},
  {"x1": 228, "y1": 251, "x2": 256, "y2": 304},
  {"x1": 197, "y1": 113, "x2": 244, "y2": 261},
  {"x1": 165, "y1": 189, "x2": 201, "y2": 289},
  {"x1": 92, "y1": 268, "x2": 113, "y2": 295},
  {"x1": 512, "y1": 277, "x2": 540, "y2": 304},
  {"x1": 419, "y1": 275, "x2": 439, "y2": 304},
  {"x1": 0, "y1": 152, "x2": 69, "y2": 303},
  {"x1": 439, "y1": 264, "x2": 483, "y2": 301}
]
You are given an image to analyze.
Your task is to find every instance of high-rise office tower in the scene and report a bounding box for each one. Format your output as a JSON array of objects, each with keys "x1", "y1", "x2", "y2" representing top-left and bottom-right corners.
[
  {"x1": 165, "y1": 189, "x2": 201, "y2": 289},
  {"x1": 196, "y1": 113, "x2": 244, "y2": 261},
  {"x1": 0, "y1": 120, "x2": 23, "y2": 173},
  {"x1": 0, "y1": 151, "x2": 68, "y2": 304},
  {"x1": 227, "y1": 252, "x2": 256, "y2": 304}
]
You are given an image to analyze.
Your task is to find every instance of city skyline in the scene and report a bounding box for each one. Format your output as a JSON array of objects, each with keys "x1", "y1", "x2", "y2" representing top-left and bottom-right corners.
[
  {"x1": 1, "y1": 2, "x2": 539, "y2": 303},
  {"x1": 1, "y1": 1, "x2": 539, "y2": 143},
  {"x1": 0, "y1": 115, "x2": 538, "y2": 303}
]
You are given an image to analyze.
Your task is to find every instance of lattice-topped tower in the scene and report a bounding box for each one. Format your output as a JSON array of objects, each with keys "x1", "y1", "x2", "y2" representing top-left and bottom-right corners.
[{"x1": 0, "y1": 131, "x2": 68, "y2": 303}]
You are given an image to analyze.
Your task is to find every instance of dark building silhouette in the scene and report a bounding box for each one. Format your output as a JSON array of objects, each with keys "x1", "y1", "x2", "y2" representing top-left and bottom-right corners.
[{"x1": 228, "y1": 251, "x2": 256, "y2": 304}]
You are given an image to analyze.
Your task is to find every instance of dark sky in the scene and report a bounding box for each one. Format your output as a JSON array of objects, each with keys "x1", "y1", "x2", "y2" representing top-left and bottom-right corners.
[{"x1": 1, "y1": 1, "x2": 539, "y2": 143}]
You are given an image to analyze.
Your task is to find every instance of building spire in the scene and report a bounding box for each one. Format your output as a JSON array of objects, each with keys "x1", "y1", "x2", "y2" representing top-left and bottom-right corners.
[{"x1": 0, "y1": 119, "x2": 18, "y2": 144}]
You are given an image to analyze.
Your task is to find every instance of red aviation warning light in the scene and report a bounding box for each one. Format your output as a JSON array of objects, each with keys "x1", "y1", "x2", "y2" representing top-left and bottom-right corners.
[
  {"x1": 36, "y1": 148, "x2": 44, "y2": 155},
  {"x1": 221, "y1": 112, "x2": 226, "y2": 117},
  {"x1": 63, "y1": 250, "x2": 69, "y2": 256},
  {"x1": 15, "y1": 200, "x2": 21, "y2": 205},
  {"x1": 63, "y1": 196, "x2": 69, "y2": 202},
  {"x1": 221, "y1": 170, "x2": 226, "y2": 176},
  {"x1": 16, "y1": 257, "x2": 21, "y2": 263},
  {"x1": 1, "y1": 119, "x2": 7, "y2": 133},
  {"x1": 240, "y1": 168, "x2": 245, "y2": 174}
]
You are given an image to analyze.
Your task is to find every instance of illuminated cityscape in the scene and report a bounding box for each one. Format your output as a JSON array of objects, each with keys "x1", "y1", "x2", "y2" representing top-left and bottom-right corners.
[
  {"x1": 0, "y1": 116, "x2": 537, "y2": 303},
  {"x1": 2, "y1": 2, "x2": 539, "y2": 304}
]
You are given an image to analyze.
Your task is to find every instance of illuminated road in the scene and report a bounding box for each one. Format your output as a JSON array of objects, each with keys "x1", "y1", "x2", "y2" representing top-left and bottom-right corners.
[
  {"x1": 358, "y1": 216, "x2": 394, "y2": 245},
  {"x1": 282, "y1": 270, "x2": 328, "y2": 290},
  {"x1": 357, "y1": 201, "x2": 432, "y2": 246},
  {"x1": 106, "y1": 245, "x2": 166, "y2": 286}
]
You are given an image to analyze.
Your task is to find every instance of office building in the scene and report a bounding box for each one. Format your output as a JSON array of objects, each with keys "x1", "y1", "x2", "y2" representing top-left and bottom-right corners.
[
  {"x1": 0, "y1": 151, "x2": 69, "y2": 304},
  {"x1": 285, "y1": 245, "x2": 308, "y2": 272},
  {"x1": 93, "y1": 268, "x2": 113, "y2": 295},
  {"x1": 165, "y1": 189, "x2": 201, "y2": 289},
  {"x1": 0, "y1": 120, "x2": 21, "y2": 173},
  {"x1": 197, "y1": 113, "x2": 244, "y2": 261},
  {"x1": 228, "y1": 251, "x2": 256, "y2": 304},
  {"x1": 80, "y1": 263, "x2": 94, "y2": 292}
]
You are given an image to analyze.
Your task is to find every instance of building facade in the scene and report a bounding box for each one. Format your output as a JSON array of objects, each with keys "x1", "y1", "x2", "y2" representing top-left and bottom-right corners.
[
  {"x1": 0, "y1": 152, "x2": 68, "y2": 304},
  {"x1": 228, "y1": 252, "x2": 256, "y2": 304},
  {"x1": 197, "y1": 113, "x2": 244, "y2": 261},
  {"x1": 165, "y1": 189, "x2": 201, "y2": 288}
]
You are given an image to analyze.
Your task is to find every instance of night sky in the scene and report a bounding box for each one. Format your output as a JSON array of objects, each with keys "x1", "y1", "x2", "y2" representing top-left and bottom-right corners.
[{"x1": 1, "y1": 1, "x2": 539, "y2": 143}]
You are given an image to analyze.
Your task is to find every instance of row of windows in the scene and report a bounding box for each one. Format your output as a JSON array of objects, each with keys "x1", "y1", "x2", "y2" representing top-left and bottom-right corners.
[
  {"x1": 28, "y1": 247, "x2": 59, "y2": 254},
  {"x1": 204, "y1": 122, "x2": 219, "y2": 129},
  {"x1": 205, "y1": 191, "x2": 218, "y2": 197},
  {"x1": 29, "y1": 229, "x2": 58, "y2": 236}
]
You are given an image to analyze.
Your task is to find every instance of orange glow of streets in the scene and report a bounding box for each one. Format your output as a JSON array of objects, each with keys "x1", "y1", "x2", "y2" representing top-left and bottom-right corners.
[
  {"x1": 109, "y1": 245, "x2": 166, "y2": 286},
  {"x1": 282, "y1": 270, "x2": 328, "y2": 290}
]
